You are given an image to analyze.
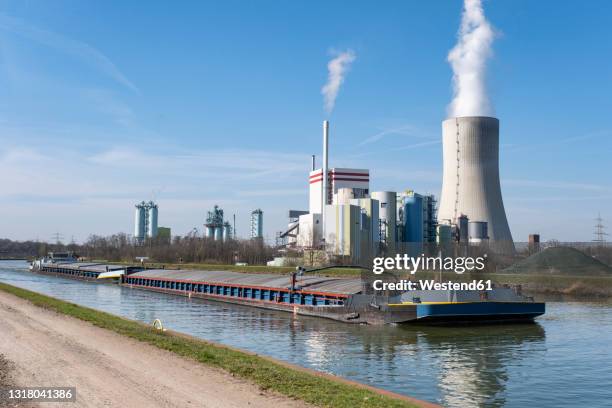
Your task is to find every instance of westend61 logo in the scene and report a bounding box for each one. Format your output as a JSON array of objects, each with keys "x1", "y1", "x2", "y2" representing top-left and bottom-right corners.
[{"x1": 372, "y1": 254, "x2": 487, "y2": 275}]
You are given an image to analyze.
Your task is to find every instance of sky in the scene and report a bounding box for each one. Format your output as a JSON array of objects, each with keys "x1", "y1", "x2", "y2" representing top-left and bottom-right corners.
[{"x1": 0, "y1": 0, "x2": 611, "y2": 244}]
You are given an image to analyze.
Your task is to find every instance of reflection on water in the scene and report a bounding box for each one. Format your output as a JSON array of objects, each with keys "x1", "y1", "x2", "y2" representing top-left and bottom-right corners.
[{"x1": 0, "y1": 261, "x2": 610, "y2": 408}]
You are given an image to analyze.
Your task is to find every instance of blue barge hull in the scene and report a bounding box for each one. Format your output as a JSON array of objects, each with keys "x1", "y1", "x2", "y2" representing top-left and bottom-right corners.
[{"x1": 414, "y1": 302, "x2": 545, "y2": 323}]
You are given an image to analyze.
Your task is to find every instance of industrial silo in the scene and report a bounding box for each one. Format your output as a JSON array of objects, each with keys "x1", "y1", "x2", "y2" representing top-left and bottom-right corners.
[
  {"x1": 436, "y1": 224, "x2": 452, "y2": 244},
  {"x1": 250, "y1": 209, "x2": 263, "y2": 239},
  {"x1": 214, "y1": 226, "x2": 223, "y2": 241},
  {"x1": 402, "y1": 194, "x2": 424, "y2": 243},
  {"x1": 147, "y1": 202, "x2": 158, "y2": 238},
  {"x1": 134, "y1": 202, "x2": 146, "y2": 241},
  {"x1": 371, "y1": 192, "x2": 396, "y2": 251},
  {"x1": 438, "y1": 117, "x2": 514, "y2": 252},
  {"x1": 468, "y1": 221, "x2": 489, "y2": 244},
  {"x1": 223, "y1": 222, "x2": 232, "y2": 241},
  {"x1": 205, "y1": 226, "x2": 215, "y2": 239},
  {"x1": 458, "y1": 214, "x2": 469, "y2": 243}
]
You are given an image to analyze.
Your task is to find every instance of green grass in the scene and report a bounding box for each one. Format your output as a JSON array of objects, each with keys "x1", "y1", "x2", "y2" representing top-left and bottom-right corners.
[{"x1": 0, "y1": 282, "x2": 422, "y2": 408}]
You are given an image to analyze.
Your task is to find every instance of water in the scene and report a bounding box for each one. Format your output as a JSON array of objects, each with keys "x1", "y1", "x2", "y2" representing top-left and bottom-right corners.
[{"x1": 1, "y1": 260, "x2": 610, "y2": 407}]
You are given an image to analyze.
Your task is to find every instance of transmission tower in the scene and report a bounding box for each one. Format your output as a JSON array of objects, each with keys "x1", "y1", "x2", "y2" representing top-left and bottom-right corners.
[
  {"x1": 593, "y1": 213, "x2": 608, "y2": 244},
  {"x1": 51, "y1": 232, "x2": 64, "y2": 245}
]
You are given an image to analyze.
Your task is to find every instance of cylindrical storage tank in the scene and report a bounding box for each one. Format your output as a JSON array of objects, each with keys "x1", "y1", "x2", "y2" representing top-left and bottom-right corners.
[
  {"x1": 371, "y1": 192, "x2": 396, "y2": 251},
  {"x1": 214, "y1": 226, "x2": 223, "y2": 241},
  {"x1": 250, "y1": 209, "x2": 263, "y2": 239},
  {"x1": 468, "y1": 221, "x2": 488, "y2": 244},
  {"x1": 223, "y1": 223, "x2": 232, "y2": 241},
  {"x1": 147, "y1": 204, "x2": 158, "y2": 238},
  {"x1": 205, "y1": 226, "x2": 215, "y2": 238},
  {"x1": 438, "y1": 117, "x2": 514, "y2": 251},
  {"x1": 436, "y1": 224, "x2": 452, "y2": 244},
  {"x1": 458, "y1": 214, "x2": 469, "y2": 243},
  {"x1": 134, "y1": 203, "x2": 145, "y2": 240},
  {"x1": 403, "y1": 194, "x2": 424, "y2": 243}
]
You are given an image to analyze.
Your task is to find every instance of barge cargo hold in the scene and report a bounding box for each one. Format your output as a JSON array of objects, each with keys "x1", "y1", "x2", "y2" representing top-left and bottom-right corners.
[
  {"x1": 122, "y1": 269, "x2": 415, "y2": 324},
  {"x1": 122, "y1": 269, "x2": 544, "y2": 325}
]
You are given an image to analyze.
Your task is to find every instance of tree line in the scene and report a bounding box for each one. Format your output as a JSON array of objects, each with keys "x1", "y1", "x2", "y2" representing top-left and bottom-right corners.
[{"x1": 0, "y1": 235, "x2": 275, "y2": 265}]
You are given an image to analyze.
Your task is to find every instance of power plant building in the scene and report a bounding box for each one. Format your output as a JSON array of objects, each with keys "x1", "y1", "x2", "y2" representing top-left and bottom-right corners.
[
  {"x1": 309, "y1": 168, "x2": 369, "y2": 214},
  {"x1": 205, "y1": 205, "x2": 232, "y2": 242},
  {"x1": 371, "y1": 191, "x2": 396, "y2": 252},
  {"x1": 323, "y1": 204, "x2": 362, "y2": 259},
  {"x1": 438, "y1": 116, "x2": 514, "y2": 251},
  {"x1": 250, "y1": 209, "x2": 263, "y2": 239},
  {"x1": 134, "y1": 201, "x2": 159, "y2": 242},
  {"x1": 398, "y1": 192, "x2": 423, "y2": 243},
  {"x1": 350, "y1": 197, "x2": 380, "y2": 259}
]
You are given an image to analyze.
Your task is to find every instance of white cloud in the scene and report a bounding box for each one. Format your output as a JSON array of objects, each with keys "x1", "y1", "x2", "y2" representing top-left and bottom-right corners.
[
  {"x1": 321, "y1": 50, "x2": 356, "y2": 114},
  {"x1": 0, "y1": 13, "x2": 137, "y2": 92}
]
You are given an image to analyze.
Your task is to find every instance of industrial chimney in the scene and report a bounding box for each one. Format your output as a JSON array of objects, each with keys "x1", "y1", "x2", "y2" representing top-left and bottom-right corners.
[
  {"x1": 321, "y1": 120, "x2": 329, "y2": 240},
  {"x1": 438, "y1": 116, "x2": 514, "y2": 251}
]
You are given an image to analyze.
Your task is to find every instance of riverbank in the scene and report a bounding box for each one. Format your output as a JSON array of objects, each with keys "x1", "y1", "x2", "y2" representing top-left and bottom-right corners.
[{"x1": 0, "y1": 282, "x2": 434, "y2": 408}]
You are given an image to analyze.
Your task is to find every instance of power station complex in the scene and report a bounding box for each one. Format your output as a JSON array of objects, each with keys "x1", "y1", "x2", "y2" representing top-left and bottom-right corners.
[
  {"x1": 279, "y1": 116, "x2": 513, "y2": 262},
  {"x1": 132, "y1": 115, "x2": 513, "y2": 261}
]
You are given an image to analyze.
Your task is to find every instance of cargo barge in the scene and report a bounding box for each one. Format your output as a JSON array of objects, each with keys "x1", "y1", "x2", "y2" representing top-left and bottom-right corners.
[
  {"x1": 32, "y1": 260, "x2": 141, "y2": 281},
  {"x1": 30, "y1": 259, "x2": 545, "y2": 325}
]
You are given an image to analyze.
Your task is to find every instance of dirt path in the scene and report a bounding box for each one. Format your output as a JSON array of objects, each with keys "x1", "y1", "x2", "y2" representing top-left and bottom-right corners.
[{"x1": 0, "y1": 290, "x2": 309, "y2": 408}]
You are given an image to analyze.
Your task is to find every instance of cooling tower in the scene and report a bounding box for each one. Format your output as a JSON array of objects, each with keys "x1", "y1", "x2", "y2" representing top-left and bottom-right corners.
[{"x1": 438, "y1": 116, "x2": 514, "y2": 251}]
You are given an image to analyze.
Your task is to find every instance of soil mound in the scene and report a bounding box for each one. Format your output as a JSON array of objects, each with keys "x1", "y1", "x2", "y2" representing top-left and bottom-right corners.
[{"x1": 503, "y1": 246, "x2": 612, "y2": 276}]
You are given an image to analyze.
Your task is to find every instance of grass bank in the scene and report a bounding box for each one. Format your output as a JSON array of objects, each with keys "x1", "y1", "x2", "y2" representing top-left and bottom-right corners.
[{"x1": 0, "y1": 282, "x2": 428, "y2": 408}]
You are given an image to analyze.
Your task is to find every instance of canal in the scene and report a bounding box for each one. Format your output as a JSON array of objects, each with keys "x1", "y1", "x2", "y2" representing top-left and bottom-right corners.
[{"x1": 1, "y1": 260, "x2": 610, "y2": 407}]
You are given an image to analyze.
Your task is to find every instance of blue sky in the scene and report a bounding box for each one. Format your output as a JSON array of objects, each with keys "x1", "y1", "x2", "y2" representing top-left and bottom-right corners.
[{"x1": 0, "y1": 0, "x2": 611, "y2": 243}]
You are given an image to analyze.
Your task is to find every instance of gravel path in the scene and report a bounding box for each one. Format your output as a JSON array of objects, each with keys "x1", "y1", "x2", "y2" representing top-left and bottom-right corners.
[{"x1": 0, "y1": 290, "x2": 309, "y2": 408}]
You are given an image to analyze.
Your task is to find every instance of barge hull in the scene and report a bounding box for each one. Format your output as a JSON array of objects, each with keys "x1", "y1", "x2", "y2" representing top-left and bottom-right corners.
[{"x1": 414, "y1": 302, "x2": 545, "y2": 323}]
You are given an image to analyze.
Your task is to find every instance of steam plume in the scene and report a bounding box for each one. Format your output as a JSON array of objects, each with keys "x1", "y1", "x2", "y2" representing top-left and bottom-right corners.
[
  {"x1": 447, "y1": 0, "x2": 495, "y2": 117},
  {"x1": 322, "y1": 50, "x2": 356, "y2": 114}
]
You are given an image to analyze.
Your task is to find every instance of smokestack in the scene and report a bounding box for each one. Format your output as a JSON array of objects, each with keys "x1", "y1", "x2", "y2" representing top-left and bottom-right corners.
[
  {"x1": 322, "y1": 120, "x2": 329, "y2": 242},
  {"x1": 311, "y1": 155, "x2": 316, "y2": 171}
]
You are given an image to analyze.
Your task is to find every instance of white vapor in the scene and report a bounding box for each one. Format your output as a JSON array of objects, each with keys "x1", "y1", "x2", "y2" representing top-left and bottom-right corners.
[
  {"x1": 321, "y1": 50, "x2": 356, "y2": 114},
  {"x1": 447, "y1": 0, "x2": 495, "y2": 117}
]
